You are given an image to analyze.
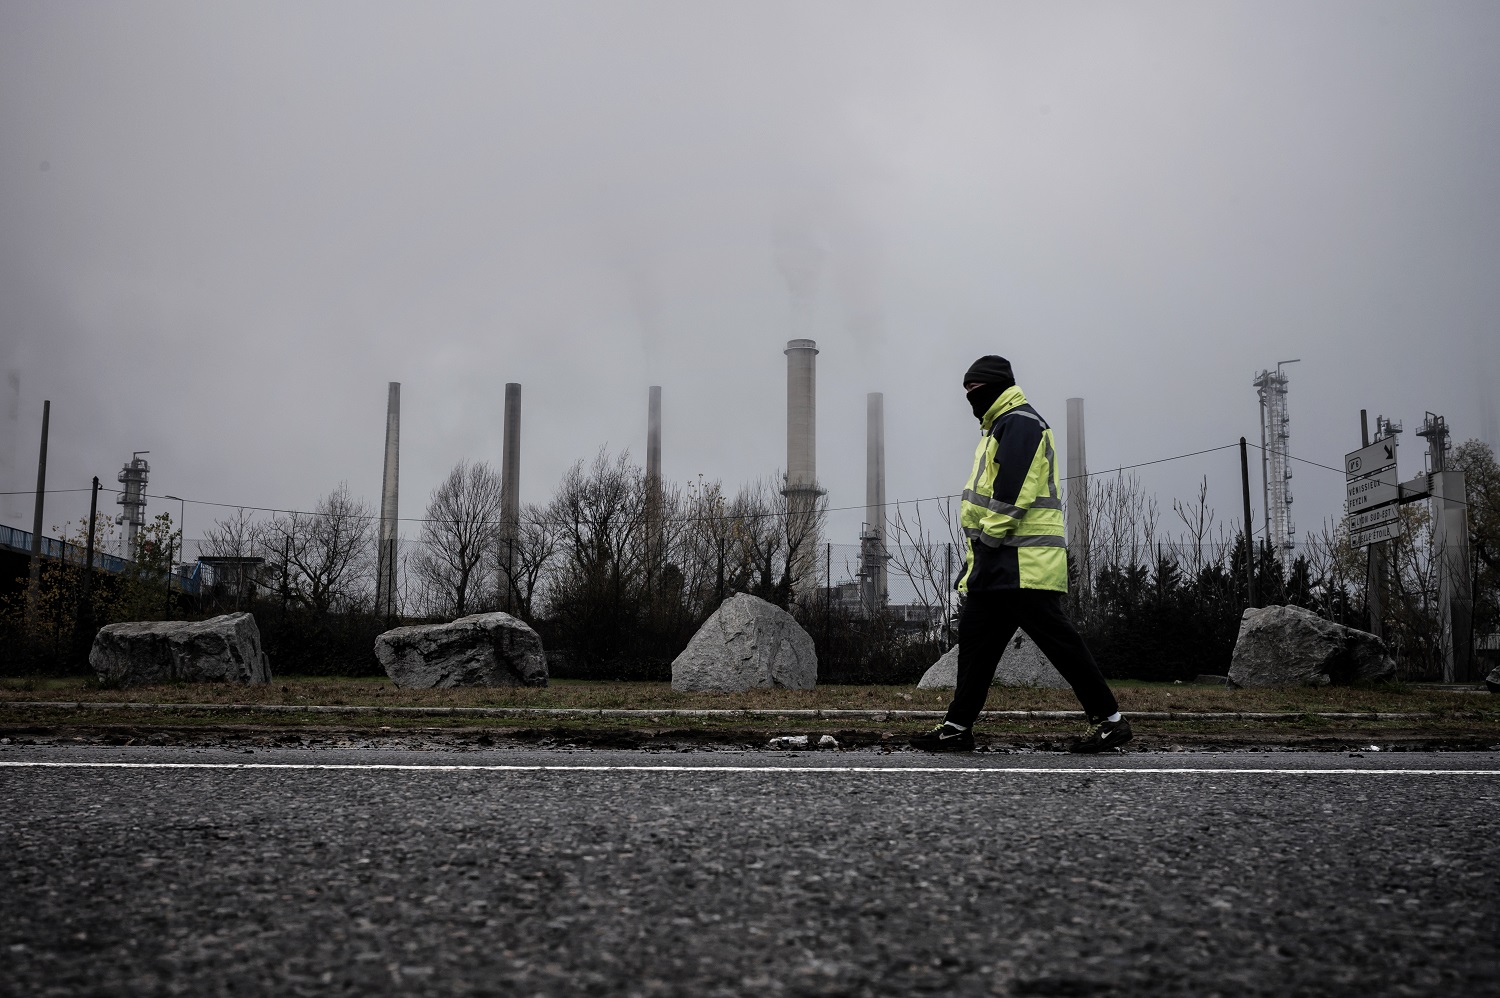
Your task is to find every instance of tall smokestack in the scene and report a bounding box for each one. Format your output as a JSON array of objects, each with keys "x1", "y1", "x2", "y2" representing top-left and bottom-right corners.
[
  {"x1": 1065, "y1": 397, "x2": 1089, "y2": 596},
  {"x1": 647, "y1": 385, "x2": 662, "y2": 490},
  {"x1": 861, "y1": 392, "x2": 887, "y2": 617},
  {"x1": 499, "y1": 382, "x2": 522, "y2": 611},
  {"x1": 785, "y1": 339, "x2": 817, "y2": 492},
  {"x1": 646, "y1": 386, "x2": 662, "y2": 589},
  {"x1": 375, "y1": 382, "x2": 400, "y2": 620},
  {"x1": 783, "y1": 339, "x2": 822, "y2": 595}
]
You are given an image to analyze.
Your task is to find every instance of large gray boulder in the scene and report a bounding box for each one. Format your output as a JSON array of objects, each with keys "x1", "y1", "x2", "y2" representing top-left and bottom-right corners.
[
  {"x1": 916, "y1": 633, "x2": 1069, "y2": 689},
  {"x1": 375, "y1": 612, "x2": 547, "y2": 688},
  {"x1": 672, "y1": 593, "x2": 817, "y2": 692},
  {"x1": 90, "y1": 612, "x2": 271, "y2": 687},
  {"x1": 1228, "y1": 604, "x2": 1395, "y2": 687}
]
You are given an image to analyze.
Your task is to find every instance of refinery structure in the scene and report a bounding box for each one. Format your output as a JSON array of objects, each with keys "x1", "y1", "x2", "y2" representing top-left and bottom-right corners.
[
  {"x1": 115, "y1": 451, "x2": 150, "y2": 557},
  {"x1": 1254, "y1": 360, "x2": 1299, "y2": 563}
]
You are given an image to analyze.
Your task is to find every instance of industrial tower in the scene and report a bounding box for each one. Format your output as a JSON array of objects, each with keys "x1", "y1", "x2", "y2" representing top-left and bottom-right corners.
[
  {"x1": 783, "y1": 339, "x2": 824, "y2": 595},
  {"x1": 1253, "y1": 360, "x2": 1299, "y2": 563},
  {"x1": 116, "y1": 451, "x2": 150, "y2": 557}
]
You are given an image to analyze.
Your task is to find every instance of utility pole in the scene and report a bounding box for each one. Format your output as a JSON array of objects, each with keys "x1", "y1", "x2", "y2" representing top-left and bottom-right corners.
[
  {"x1": 71, "y1": 476, "x2": 101, "y2": 664},
  {"x1": 943, "y1": 543, "x2": 954, "y2": 650},
  {"x1": 81, "y1": 477, "x2": 99, "y2": 591},
  {"x1": 165, "y1": 494, "x2": 185, "y2": 614},
  {"x1": 824, "y1": 541, "x2": 831, "y2": 647},
  {"x1": 80, "y1": 476, "x2": 99, "y2": 618},
  {"x1": 26, "y1": 400, "x2": 50, "y2": 620},
  {"x1": 1239, "y1": 437, "x2": 1258, "y2": 609}
]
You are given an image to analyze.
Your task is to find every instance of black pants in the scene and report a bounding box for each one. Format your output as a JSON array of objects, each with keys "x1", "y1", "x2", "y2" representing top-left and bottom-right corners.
[{"x1": 944, "y1": 589, "x2": 1119, "y2": 728}]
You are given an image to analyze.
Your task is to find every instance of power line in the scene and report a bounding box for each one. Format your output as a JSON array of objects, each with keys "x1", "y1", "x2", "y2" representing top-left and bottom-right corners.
[
  {"x1": 9, "y1": 438, "x2": 1492, "y2": 528},
  {"x1": 1245, "y1": 442, "x2": 1500, "y2": 517},
  {"x1": 1, "y1": 440, "x2": 1248, "y2": 526},
  {"x1": 1060, "y1": 442, "x2": 1241, "y2": 483}
]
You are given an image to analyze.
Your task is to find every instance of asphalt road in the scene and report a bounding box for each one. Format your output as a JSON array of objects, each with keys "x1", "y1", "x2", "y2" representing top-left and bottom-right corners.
[{"x1": 3, "y1": 745, "x2": 1498, "y2": 997}]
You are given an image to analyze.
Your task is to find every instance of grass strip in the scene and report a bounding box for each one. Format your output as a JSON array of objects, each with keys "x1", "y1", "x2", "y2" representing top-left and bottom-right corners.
[
  {"x1": 4, "y1": 717, "x2": 1498, "y2": 753},
  {"x1": 3, "y1": 701, "x2": 1449, "y2": 722}
]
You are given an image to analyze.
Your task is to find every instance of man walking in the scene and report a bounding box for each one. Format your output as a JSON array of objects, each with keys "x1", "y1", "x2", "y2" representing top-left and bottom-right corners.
[{"x1": 911, "y1": 355, "x2": 1131, "y2": 753}]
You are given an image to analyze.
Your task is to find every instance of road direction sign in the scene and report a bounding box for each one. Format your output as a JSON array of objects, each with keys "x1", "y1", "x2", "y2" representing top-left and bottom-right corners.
[
  {"x1": 1345, "y1": 466, "x2": 1400, "y2": 512},
  {"x1": 1346, "y1": 439, "x2": 1398, "y2": 479},
  {"x1": 1345, "y1": 504, "x2": 1399, "y2": 533},
  {"x1": 1350, "y1": 521, "x2": 1401, "y2": 548}
]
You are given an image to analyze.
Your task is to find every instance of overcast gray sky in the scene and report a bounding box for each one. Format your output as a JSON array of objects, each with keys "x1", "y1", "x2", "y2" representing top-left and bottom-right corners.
[{"x1": 3, "y1": 0, "x2": 1498, "y2": 561}]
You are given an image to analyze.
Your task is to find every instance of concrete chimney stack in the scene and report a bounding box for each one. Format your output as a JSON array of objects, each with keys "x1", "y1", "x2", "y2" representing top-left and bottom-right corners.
[
  {"x1": 785, "y1": 339, "x2": 818, "y2": 491},
  {"x1": 1065, "y1": 397, "x2": 1089, "y2": 596},
  {"x1": 647, "y1": 386, "x2": 662, "y2": 491},
  {"x1": 499, "y1": 382, "x2": 522, "y2": 610},
  {"x1": 375, "y1": 382, "x2": 400, "y2": 620},
  {"x1": 782, "y1": 339, "x2": 822, "y2": 595},
  {"x1": 860, "y1": 391, "x2": 888, "y2": 616},
  {"x1": 645, "y1": 386, "x2": 663, "y2": 587}
]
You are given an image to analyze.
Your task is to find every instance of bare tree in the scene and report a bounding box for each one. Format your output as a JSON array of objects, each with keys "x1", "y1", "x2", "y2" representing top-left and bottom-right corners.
[
  {"x1": 263, "y1": 484, "x2": 375, "y2": 615},
  {"x1": 200, "y1": 507, "x2": 264, "y2": 609},
  {"x1": 547, "y1": 449, "x2": 647, "y2": 591},
  {"x1": 678, "y1": 476, "x2": 752, "y2": 615},
  {"x1": 1170, "y1": 477, "x2": 1217, "y2": 578},
  {"x1": 1386, "y1": 502, "x2": 1442, "y2": 677},
  {"x1": 1089, "y1": 472, "x2": 1159, "y2": 574},
  {"x1": 201, "y1": 508, "x2": 259, "y2": 559},
  {"x1": 413, "y1": 461, "x2": 505, "y2": 618},
  {"x1": 735, "y1": 479, "x2": 784, "y2": 604},
  {"x1": 498, "y1": 503, "x2": 560, "y2": 622},
  {"x1": 1306, "y1": 516, "x2": 1359, "y2": 602},
  {"x1": 541, "y1": 449, "x2": 651, "y2": 662},
  {"x1": 887, "y1": 497, "x2": 959, "y2": 629},
  {"x1": 734, "y1": 476, "x2": 826, "y2": 608},
  {"x1": 1453, "y1": 439, "x2": 1500, "y2": 638}
]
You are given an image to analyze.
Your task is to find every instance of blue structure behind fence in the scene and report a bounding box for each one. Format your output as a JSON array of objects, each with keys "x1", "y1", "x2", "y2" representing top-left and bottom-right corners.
[{"x1": 0, "y1": 524, "x2": 199, "y2": 594}]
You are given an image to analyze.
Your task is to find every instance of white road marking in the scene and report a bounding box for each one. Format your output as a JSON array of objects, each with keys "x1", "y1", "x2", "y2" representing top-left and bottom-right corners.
[{"x1": 1, "y1": 761, "x2": 1498, "y2": 775}]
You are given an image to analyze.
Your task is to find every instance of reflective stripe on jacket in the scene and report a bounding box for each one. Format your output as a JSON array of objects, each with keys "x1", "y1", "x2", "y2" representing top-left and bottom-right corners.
[{"x1": 956, "y1": 385, "x2": 1068, "y2": 593}]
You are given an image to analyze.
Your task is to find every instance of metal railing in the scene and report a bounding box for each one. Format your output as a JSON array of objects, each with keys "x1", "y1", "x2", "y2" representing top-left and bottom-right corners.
[{"x1": 0, "y1": 524, "x2": 198, "y2": 593}]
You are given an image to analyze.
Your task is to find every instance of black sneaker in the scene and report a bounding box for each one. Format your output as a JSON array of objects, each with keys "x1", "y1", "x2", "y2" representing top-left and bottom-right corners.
[
  {"x1": 1070, "y1": 717, "x2": 1133, "y2": 754},
  {"x1": 909, "y1": 723, "x2": 975, "y2": 752}
]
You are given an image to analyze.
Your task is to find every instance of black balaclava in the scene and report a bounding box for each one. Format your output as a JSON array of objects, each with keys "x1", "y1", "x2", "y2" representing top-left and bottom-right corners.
[{"x1": 963, "y1": 355, "x2": 1015, "y2": 420}]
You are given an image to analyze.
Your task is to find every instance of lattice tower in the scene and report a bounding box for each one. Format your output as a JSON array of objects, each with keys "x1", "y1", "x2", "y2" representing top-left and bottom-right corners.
[{"x1": 1253, "y1": 364, "x2": 1297, "y2": 562}]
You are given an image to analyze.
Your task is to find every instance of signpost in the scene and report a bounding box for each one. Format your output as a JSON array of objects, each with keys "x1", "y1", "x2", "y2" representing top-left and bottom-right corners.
[
  {"x1": 1347, "y1": 407, "x2": 1473, "y2": 680},
  {"x1": 1344, "y1": 439, "x2": 1397, "y2": 478},
  {"x1": 1344, "y1": 438, "x2": 1400, "y2": 548},
  {"x1": 1345, "y1": 467, "x2": 1400, "y2": 514},
  {"x1": 1349, "y1": 521, "x2": 1401, "y2": 548},
  {"x1": 1349, "y1": 417, "x2": 1399, "y2": 645},
  {"x1": 1345, "y1": 504, "x2": 1398, "y2": 533}
]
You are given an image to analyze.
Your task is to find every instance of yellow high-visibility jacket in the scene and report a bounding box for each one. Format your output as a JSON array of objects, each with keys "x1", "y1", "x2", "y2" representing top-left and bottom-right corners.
[{"x1": 957, "y1": 385, "x2": 1068, "y2": 593}]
